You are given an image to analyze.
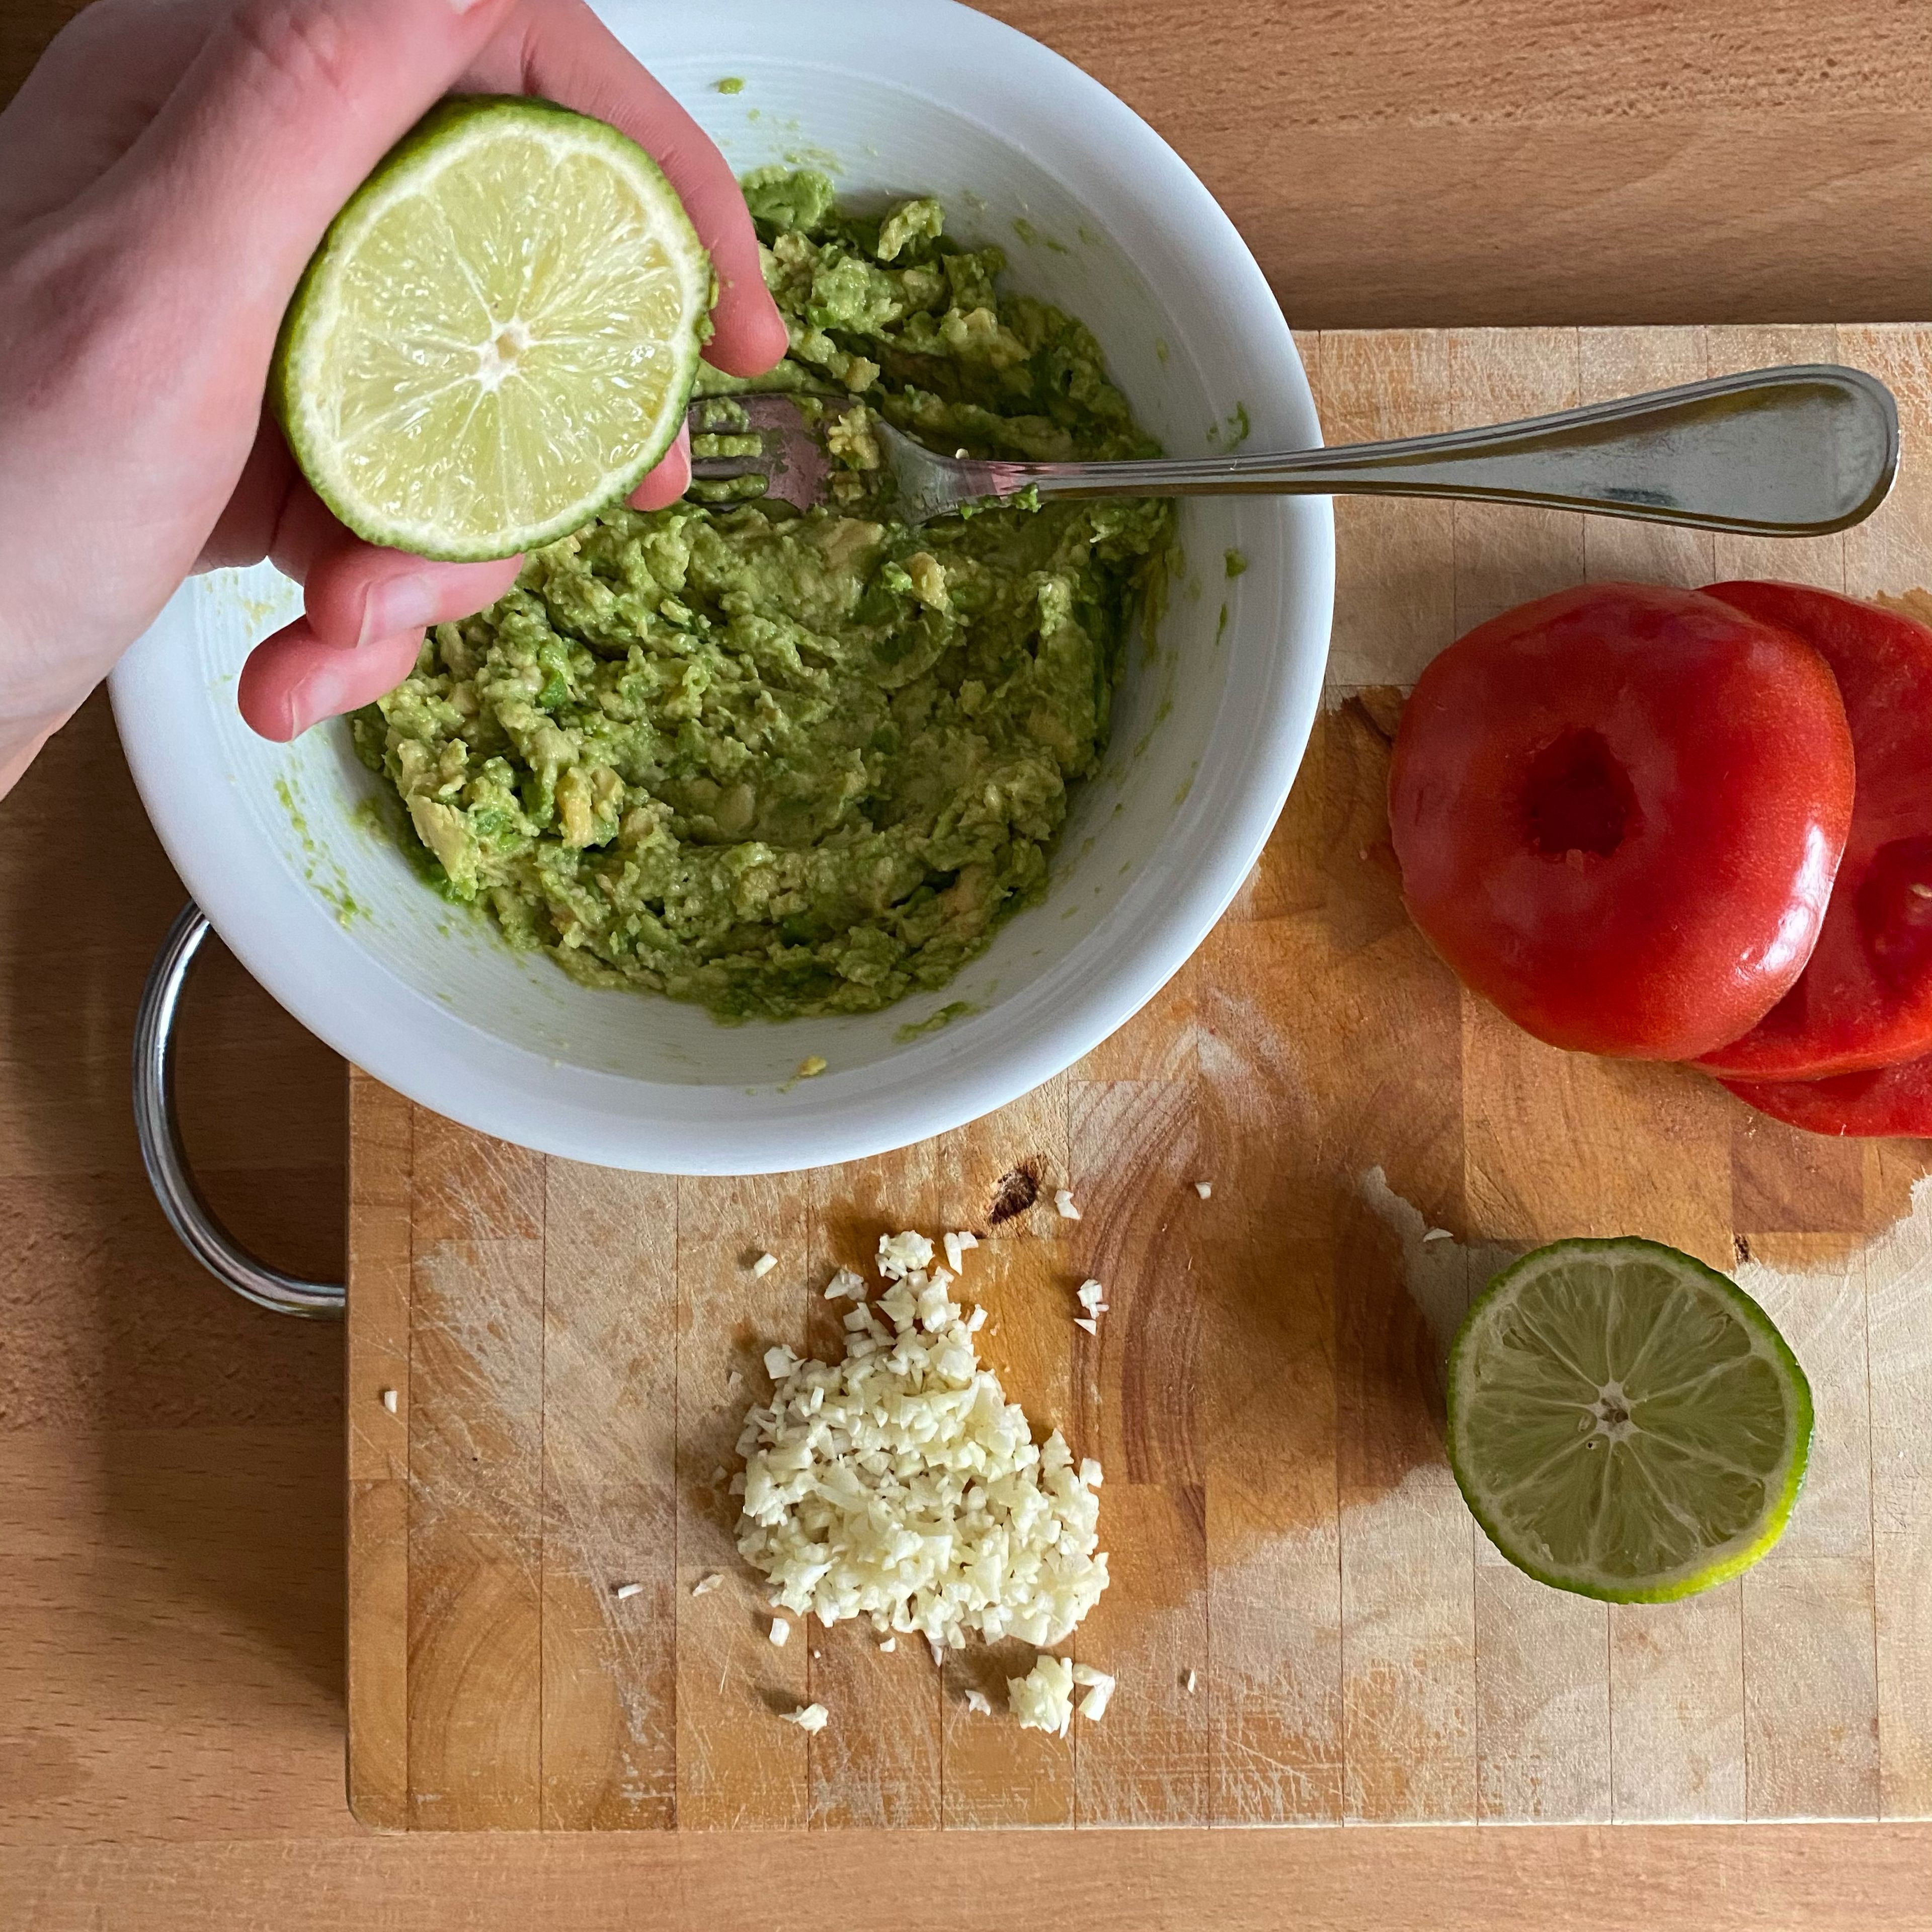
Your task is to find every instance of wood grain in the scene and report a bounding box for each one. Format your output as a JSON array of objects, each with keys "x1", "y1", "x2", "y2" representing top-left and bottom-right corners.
[
  {"x1": 538, "y1": 1165, "x2": 679, "y2": 1828},
  {"x1": 13, "y1": 1825, "x2": 1932, "y2": 1932},
  {"x1": 406, "y1": 1122, "x2": 547, "y2": 1829},
  {"x1": 346, "y1": 1076, "x2": 412, "y2": 1829},
  {"x1": 673, "y1": 1173, "x2": 812, "y2": 1828},
  {"x1": 970, "y1": 0, "x2": 1932, "y2": 331},
  {"x1": 5, "y1": 0, "x2": 1932, "y2": 1915},
  {"x1": 340, "y1": 325, "x2": 1932, "y2": 1829},
  {"x1": 1866, "y1": 1183, "x2": 1932, "y2": 1819}
]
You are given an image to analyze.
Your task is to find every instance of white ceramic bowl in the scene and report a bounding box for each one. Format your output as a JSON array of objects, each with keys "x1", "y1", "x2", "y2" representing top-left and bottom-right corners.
[{"x1": 111, "y1": 0, "x2": 1334, "y2": 1173}]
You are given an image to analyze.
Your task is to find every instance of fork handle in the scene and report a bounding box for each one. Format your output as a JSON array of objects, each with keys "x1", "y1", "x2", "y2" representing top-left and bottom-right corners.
[{"x1": 976, "y1": 365, "x2": 1897, "y2": 537}]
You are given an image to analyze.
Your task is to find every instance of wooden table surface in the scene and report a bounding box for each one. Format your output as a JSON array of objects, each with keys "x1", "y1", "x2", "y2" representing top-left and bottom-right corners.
[{"x1": 4, "y1": 1, "x2": 1931, "y2": 1924}]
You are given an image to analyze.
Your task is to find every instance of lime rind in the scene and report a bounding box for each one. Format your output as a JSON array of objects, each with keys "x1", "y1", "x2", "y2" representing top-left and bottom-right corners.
[
  {"x1": 272, "y1": 96, "x2": 712, "y2": 562},
  {"x1": 1446, "y1": 1236, "x2": 1812, "y2": 1603}
]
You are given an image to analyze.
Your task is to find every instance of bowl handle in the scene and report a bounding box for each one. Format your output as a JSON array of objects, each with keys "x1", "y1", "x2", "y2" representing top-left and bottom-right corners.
[{"x1": 133, "y1": 904, "x2": 345, "y2": 1319}]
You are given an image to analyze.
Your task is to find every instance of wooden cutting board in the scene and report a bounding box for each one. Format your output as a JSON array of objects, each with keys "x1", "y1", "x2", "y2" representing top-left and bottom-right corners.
[{"x1": 344, "y1": 323, "x2": 1932, "y2": 1832}]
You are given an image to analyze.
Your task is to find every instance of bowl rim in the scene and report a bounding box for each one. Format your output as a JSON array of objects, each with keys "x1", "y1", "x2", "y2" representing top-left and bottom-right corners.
[{"x1": 110, "y1": 0, "x2": 1335, "y2": 1174}]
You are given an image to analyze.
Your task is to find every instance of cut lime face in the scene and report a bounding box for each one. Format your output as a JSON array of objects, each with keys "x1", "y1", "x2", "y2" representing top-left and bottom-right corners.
[
  {"x1": 1447, "y1": 1237, "x2": 1811, "y2": 1602},
  {"x1": 273, "y1": 97, "x2": 712, "y2": 561}
]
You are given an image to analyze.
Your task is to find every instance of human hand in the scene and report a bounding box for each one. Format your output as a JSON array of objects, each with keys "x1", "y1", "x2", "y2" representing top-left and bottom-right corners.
[{"x1": 0, "y1": 0, "x2": 787, "y2": 793}]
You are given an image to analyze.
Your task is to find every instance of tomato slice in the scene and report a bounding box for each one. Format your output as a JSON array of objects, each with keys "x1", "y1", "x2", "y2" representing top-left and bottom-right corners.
[
  {"x1": 1698, "y1": 583, "x2": 1932, "y2": 1080},
  {"x1": 1389, "y1": 583, "x2": 1854, "y2": 1059},
  {"x1": 1720, "y1": 1053, "x2": 1932, "y2": 1138}
]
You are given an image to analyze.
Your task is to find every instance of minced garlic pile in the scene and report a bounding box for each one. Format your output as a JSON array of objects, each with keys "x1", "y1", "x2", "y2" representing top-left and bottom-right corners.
[{"x1": 735, "y1": 1231, "x2": 1108, "y2": 1651}]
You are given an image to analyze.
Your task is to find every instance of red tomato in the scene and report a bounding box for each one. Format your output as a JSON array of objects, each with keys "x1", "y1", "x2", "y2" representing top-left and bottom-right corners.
[
  {"x1": 1389, "y1": 582, "x2": 1854, "y2": 1059},
  {"x1": 1697, "y1": 583, "x2": 1932, "y2": 1080},
  {"x1": 1720, "y1": 1053, "x2": 1932, "y2": 1138}
]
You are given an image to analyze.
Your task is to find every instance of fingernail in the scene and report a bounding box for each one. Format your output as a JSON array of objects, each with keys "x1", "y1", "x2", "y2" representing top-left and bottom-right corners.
[
  {"x1": 283, "y1": 691, "x2": 320, "y2": 741},
  {"x1": 359, "y1": 576, "x2": 442, "y2": 649}
]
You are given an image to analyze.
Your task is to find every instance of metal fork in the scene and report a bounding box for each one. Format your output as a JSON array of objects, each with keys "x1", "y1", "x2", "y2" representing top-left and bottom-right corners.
[{"x1": 686, "y1": 364, "x2": 1897, "y2": 536}]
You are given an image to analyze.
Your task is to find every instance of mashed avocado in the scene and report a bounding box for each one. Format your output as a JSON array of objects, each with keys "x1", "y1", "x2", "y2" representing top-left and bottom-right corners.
[{"x1": 354, "y1": 170, "x2": 1172, "y2": 1020}]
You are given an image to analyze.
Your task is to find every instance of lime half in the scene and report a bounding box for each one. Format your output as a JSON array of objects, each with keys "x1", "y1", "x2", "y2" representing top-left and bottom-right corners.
[
  {"x1": 273, "y1": 97, "x2": 712, "y2": 561},
  {"x1": 1447, "y1": 1237, "x2": 1811, "y2": 1601}
]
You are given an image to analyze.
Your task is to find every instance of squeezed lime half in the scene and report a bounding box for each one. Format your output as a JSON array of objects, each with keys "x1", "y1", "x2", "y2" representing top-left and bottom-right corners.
[
  {"x1": 273, "y1": 96, "x2": 712, "y2": 561},
  {"x1": 1447, "y1": 1236, "x2": 1811, "y2": 1601}
]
